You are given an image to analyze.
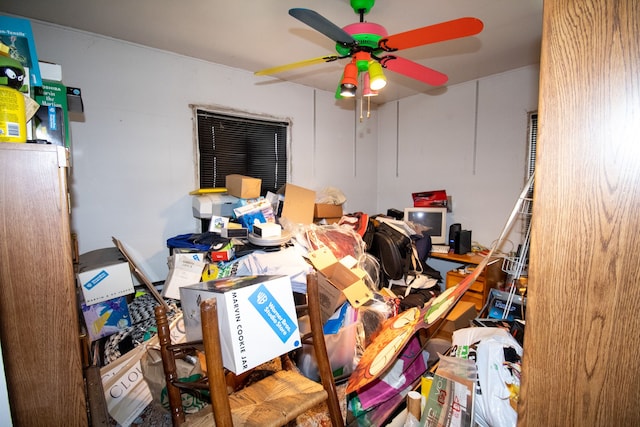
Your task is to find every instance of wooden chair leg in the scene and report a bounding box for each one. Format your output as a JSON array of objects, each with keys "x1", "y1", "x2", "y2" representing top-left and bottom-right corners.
[
  {"x1": 155, "y1": 305, "x2": 186, "y2": 426},
  {"x1": 200, "y1": 298, "x2": 234, "y2": 427}
]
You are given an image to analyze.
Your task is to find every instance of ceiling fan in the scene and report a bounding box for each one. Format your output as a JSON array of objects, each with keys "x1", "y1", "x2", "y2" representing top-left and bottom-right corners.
[{"x1": 255, "y1": 0, "x2": 484, "y2": 99}]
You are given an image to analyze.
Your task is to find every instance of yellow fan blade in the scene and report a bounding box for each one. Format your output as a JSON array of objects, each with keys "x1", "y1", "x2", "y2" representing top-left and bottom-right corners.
[{"x1": 254, "y1": 55, "x2": 340, "y2": 76}]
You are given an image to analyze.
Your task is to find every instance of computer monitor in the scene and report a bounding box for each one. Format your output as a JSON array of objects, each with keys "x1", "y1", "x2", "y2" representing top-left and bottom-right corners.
[{"x1": 403, "y1": 207, "x2": 448, "y2": 245}]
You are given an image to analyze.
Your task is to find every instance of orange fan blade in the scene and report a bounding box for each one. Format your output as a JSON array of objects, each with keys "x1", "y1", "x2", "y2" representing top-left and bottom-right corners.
[
  {"x1": 379, "y1": 55, "x2": 448, "y2": 86},
  {"x1": 379, "y1": 17, "x2": 483, "y2": 52},
  {"x1": 254, "y1": 55, "x2": 340, "y2": 76}
]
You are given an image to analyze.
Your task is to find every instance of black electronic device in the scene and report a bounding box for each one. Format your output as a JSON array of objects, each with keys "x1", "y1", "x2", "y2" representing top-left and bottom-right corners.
[
  {"x1": 386, "y1": 208, "x2": 404, "y2": 220},
  {"x1": 449, "y1": 223, "x2": 461, "y2": 249},
  {"x1": 454, "y1": 230, "x2": 472, "y2": 254}
]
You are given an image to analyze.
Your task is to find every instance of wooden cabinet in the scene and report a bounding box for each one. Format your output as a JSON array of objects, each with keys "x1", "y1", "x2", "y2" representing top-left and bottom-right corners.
[
  {"x1": 445, "y1": 258, "x2": 505, "y2": 311},
  {"x1": 0, "y1": 143, "x2": 88, "y2": 425},
  {"x1": 519, "y1": 1, "x2": 640, "y2": 424}
]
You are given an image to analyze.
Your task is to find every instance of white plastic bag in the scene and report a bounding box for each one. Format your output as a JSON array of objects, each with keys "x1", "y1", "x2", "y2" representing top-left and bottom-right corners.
[{"x1": 451, "y1": 327, "x2": 522, "y2": 427}]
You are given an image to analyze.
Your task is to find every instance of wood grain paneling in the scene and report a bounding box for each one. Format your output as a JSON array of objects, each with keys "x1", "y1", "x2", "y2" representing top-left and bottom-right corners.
[
  {"x1": 0, "y1": 143, "x2": 87, "y2": 426},
  {"x1": 519, "y1": 1, "x2": 640, "y2": 425}
]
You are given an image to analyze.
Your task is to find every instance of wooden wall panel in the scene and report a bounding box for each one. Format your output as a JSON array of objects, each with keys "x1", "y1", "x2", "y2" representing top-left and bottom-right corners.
[
  {"x1": 0, "y1": 143, "x2": 87, "y2": 426},
  {"x1": 520, "y1": 1, "x2": 640, "y2": 425}
]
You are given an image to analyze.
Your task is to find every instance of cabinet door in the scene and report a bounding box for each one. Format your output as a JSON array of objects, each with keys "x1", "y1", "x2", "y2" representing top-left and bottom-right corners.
[
  {"x1": 0, "y1": 143, "x2": 87, "y2": 426},
  {"x1": 446, "y1": 270, "x2": 486, "y2": 310}
]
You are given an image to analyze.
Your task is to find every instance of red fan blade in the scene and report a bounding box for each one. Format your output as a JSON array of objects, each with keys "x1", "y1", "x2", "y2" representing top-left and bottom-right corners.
[
  {"x1": 380, "y1": 55, "x2": 448, "y2": 86},
  {"x1": 379, "y1": 17, "x2": 483, "y2": 52}
]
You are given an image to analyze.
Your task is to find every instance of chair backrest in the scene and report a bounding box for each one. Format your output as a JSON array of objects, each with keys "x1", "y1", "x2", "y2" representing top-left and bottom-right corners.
[
  {"x1": 154, "y1": 273, "x2": 345, "y2": 427},
  {"x1": 303, "y1": 272, "x2": 345, "y2": 427}
]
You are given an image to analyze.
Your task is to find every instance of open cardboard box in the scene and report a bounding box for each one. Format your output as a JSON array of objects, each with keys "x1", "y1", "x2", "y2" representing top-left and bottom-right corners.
[
  {"x1": 307, "y1": 247, "x2": 373, "y2": 323},
  {"x1": 314, "y1": 203, "x2": 343, "y2": 219},
  {"x1": 280, "y1": 183, "x2": 316, "y2": 225}
]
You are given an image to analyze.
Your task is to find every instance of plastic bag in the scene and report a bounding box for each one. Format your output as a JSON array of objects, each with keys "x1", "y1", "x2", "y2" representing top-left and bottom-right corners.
[
  {"x1": 451, "y1": 327, "x2": 523, "y2": 427},
  {"x1": 141, "y1": 347, "x2": 208, "y2": 414},
  {"x1": 421, "y1": 355, "x2": 477, "y2": 426},
  {"x1": 315, "y1": 186, "x2": 347, "y2": 205}
]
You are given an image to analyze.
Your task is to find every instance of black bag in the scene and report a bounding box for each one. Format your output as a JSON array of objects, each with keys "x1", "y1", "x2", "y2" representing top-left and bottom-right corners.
[
  {"x1": 369, "y1": 222, "x2": 414, "y2": 282},
  {"x1": 368, "y1": 221, "x2": 442, "y2": 296}
]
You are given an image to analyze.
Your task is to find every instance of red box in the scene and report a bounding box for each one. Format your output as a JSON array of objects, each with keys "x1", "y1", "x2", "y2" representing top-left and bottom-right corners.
[
  {"x1": 209, "y1": 249, "x2": 234, "y2": 261},
  {"x1": 412, "y1": 190, "x2": 448, "y2": 208}
]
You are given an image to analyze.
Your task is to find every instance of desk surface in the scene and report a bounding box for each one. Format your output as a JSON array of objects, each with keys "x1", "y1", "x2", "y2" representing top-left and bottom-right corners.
[{"x1": 429, "y1": 251, "x2": 490, "y2": 265}]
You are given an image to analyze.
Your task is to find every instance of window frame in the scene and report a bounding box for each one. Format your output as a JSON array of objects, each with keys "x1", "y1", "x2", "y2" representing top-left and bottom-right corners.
[{"x1": 192, "y1": 106, "x2": 291, "y2": 196}]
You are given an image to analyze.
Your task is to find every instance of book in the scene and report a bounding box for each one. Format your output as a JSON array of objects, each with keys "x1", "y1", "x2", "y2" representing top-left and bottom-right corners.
[
  {"x1": 33, "y1": 80, "x2": 69, "y2": 147},
  {"x1": 81, "y1": 296, "x2": 132, "y2": 342},
  {"x1": 0, "y1": 16, "x2": 42, "y2": 89}
]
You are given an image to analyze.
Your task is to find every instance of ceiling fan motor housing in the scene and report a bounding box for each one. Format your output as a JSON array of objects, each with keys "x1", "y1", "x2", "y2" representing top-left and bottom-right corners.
[{"x1": 336, "y1": 22, "x2": 388, "y2": 63}]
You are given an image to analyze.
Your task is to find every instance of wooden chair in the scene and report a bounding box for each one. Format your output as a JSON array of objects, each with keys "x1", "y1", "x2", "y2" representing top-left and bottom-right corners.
[{"x1": 154, "y1": 273, "x2": 345, "y2": 427}]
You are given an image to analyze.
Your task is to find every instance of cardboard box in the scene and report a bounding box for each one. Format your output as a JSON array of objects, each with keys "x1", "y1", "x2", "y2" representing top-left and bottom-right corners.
[
  {"x1": 280, "y1": 183, "x2": 316, "y2": 225},
  {"x1": 81, "y1": 296, "x2": 131, "y2": 341},
  {"x1": 180, "y1": 275, "x2": 301, "y2": 374},
  {"x1": 314, "y1": 203, "x2": 343, "y2": 219},
  {"x1": 307, "y1": 247, "x2": 373, "y2": 322},
  {"x1": 225, "y1": 174, "x2": 261, "y2": 199},
  {"x1": 209, "y1": 248, "x2": 234, "y2": 262},
  {"x1": 431, "y1": 300, "x2": 478, "y2": 341},
  {"x1": 412, "y1": 189, "x2": 448, "y2": 208},
  {"x1": 253, "y1": 222, "x2": 281, "y2": 238},
  {"x1": 77, "y1": 248, "x2": 135, "y2": 305}
]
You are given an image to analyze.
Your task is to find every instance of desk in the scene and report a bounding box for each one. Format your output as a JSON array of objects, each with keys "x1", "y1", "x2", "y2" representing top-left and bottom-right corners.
[
  {"x1": 429, "y1": 251, "x2": 506, "y2": 311},
  {"x1": 429, "y1": 251, "x2": 488, "y2": 266}
]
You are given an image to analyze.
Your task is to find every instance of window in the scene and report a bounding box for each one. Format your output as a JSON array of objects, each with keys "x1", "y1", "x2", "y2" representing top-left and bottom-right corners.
[
  {"x1": 525, "y1": 111, "x2": 537, "y2": 217},
  {"x1": 195, "y1": 109, "x2": 289, "y2": 195},
  {"x1": 526, "y1": 111, "x2": 537, "y2": 182}
]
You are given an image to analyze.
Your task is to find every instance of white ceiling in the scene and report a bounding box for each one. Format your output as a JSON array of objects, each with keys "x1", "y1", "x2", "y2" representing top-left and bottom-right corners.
[{"x1": 2, "y1": 0, "x2": 543, "y2": 104}]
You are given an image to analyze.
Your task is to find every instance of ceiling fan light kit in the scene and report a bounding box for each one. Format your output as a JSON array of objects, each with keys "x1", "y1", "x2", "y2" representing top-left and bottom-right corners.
[
  {"x1": 367, "y1": 61, "x2": 387, "y2": 90},
  {"x1": 340, "y1": 61, "x2": 359, "y2": 97},
  {"x1": 255, "y1": 0, "x2": 484, "y2": 101},
  {"x1": 362, "y1": 72, "x2": 378, "y2": 97}
]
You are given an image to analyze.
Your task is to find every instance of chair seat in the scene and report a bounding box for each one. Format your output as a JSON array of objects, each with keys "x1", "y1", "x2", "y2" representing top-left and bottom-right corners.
[{"x1": 183, "y1": 370, "x2": 328, "y2": 427}]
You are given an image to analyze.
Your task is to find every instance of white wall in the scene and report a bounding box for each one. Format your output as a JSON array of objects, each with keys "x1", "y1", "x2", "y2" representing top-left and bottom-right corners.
[
  {"x1": 27, "y1": 19, "x2": 538, "y2": 282},
  {"x1": 377, "y1": 66, "x2": 539, "y2": 249},
  {"x1": 29, "y1": 21, "x2": 377, "y2": 281},
  {"x1": 0, "y1": 342, "x2": 12, "y2": 426}
]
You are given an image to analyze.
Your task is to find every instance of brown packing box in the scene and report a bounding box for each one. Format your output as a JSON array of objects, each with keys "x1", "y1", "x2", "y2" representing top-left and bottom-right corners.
[
  {"x1": 314, "y1": 203, "x2": 343, "y2": 219},
  {"x1": 430, "y1": 300, "x2": 478, "y2": 341},
  {"x1": 225, "y1": 174, "x2": 261, "y2": 199},
  {"x1": 307, "y1": 247, "x2": 373, "y2": 323},
  {"x1": 280, "y1": 184, "x2": 316, "y2": 225}
]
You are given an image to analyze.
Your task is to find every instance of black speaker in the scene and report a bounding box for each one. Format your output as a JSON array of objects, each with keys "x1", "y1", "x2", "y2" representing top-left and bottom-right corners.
[
  {"x1": 455, "y1": 230, "x2": 472, "y2": 255},
  {"x1": 449, "y1": 223, "x2": 461, "y2": 249}
]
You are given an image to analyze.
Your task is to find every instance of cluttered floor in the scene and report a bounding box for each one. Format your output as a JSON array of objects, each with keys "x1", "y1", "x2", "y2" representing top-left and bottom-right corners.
[{"x1": 87, "y1": 209, "x2": 524, "y2": 427}]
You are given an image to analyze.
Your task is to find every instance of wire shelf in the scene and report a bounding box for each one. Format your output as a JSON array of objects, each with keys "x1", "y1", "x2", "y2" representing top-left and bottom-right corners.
[
  {"x1": 502, "y1": 256, "x2": 528, "y2": 277},
  {"x1": 520, "y1": 197, "x2": 534, "y2": 215}
]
